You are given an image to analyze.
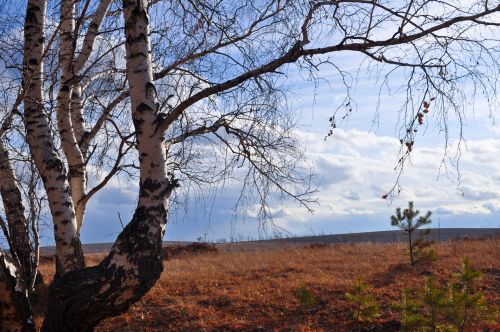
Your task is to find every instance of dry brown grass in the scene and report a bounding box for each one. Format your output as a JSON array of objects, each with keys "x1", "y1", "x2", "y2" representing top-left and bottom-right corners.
[{"x1": 36, "y1": 238, "x2": 500, "y2": 331}]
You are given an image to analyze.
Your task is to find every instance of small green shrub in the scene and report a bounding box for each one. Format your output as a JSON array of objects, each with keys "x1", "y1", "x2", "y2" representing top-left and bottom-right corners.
[
  {"x1": 399, "y1": 258, "x2": 497, "y2": 331},
  {"x1": 446, "y1": 258, "x2": 496, "y2": 332},
  {"x1": 344, "y1": 278, "x2": 380, "y2": 322},
  {"x1": 400, "y1": 276, "x2": 451, "y2": 331},
  {"x1": 296, "y1": 285, "x2": 317, "y2": 309},
  {"x1": 414, "y1": 229, "x2": 438, "y2": 263}
]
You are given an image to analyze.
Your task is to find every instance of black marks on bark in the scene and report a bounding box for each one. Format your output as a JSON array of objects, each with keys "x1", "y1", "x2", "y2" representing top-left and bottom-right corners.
[
  {"x1": 44, "y1": 158, "x2": 64, "y2": 173},
  {"x1": 115, "y1": 205, "x2": 165, "y2": 256},
  {"x1": 68, "y1": 166, "x2": 84, "y2": 179},
  {"x1": 136, "y1": 103, "x2": 153, "y2": 113},
  {"x1": 128, "y1": 37, "x2": 147, "y2": 48},
  {"x1": 138, "y1": 152, "x2": 148, "y2": 163},
  {"x1": 145, "y1": 82, "x2": 156, "y2": 99},
  {"x1": 137, "y1": 254, "x2": 162, "y2": 291},
  {"x1": 25, "y1": 4, "x2": 41, "y2": 25},
  {"x1": 124, "y1": 1, "x2": 150, "y2": 55},
  {"x1": 42, "y1": 204, "x2": 166, "y2": 330},
  {"x1": 53, "y1": 236, "x2": 85, "y2": 279},
  {"x1": 141, "y1": 178, "x2": 162, "y2": 191},
  {"x1": 135, "y1": 6, "x2": 149, "y2": 25},
  {"x1": 132, "y1": 119, "x2": 144, "y2": 136},
  {"x1": 139, "y1": 178, "x2": 162, "y2": 198},
  {"x1": 138, "y1": 174, "x2": 179, "y2": 199},
  {"x1": 167, "y1": 174, "x2": 180, "y2": 190},
  {"x1": 54, "y1": 258, "x2": 63, "y2": 281},
  {"x1": 70, "y1": 237, "x2": 85, "y2": 267},
  {"x1": 131, "y1": 103, "x2": 151, "y2": 134}
]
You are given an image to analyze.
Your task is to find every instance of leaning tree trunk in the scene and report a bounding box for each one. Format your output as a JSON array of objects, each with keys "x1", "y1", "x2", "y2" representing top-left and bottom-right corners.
[
  {"x1": 0, "y1": 142, "x2": 35, "y2": 331},
  {"x1": 0, "y1": 141, "x2": 34, "y2": 289},
  {"x1": 41, "y1": 0, "x2": 176, "y2": 330}
]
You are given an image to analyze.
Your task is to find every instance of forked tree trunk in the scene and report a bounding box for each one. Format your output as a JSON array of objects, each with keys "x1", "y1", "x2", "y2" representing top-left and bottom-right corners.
[{"x1": 41, "y1": 0, "x2": 175, "y2": 330}]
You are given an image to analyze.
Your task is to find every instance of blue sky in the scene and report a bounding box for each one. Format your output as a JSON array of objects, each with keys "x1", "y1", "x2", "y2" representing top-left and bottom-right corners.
[
  {"x1": 0, "y1": 0, "x2": 496, "y2": 247},
  {"x1": 70, "y1": 51, "x2": 500, "y2": 245},
  {"x1": 9, "y1": 1, "x2": 493, "y2": 246}
]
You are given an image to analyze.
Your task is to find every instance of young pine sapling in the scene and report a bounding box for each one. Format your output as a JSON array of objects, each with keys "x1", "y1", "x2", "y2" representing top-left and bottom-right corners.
[{"x1": 391, "y1": 201, "x2": 436, "y2": 268}]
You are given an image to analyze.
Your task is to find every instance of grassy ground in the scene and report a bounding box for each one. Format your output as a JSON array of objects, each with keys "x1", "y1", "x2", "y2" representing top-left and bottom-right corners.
[{"x1": 37, "y1": 238, "x2": 500, "y2": 331}]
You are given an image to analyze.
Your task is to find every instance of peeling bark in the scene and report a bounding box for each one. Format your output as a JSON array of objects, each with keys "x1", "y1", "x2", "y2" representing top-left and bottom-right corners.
[
  {"x1": 0, "y1": 141, "x2": 33, "y2": 290},
  {"x1": 41, "y1": 198, "x2": 174, "y2": 331},
  {"x1": 0, "y1": 254, "x2": 34, "y2": 332},
  {"x1": 23, "y1": 0, "x2": 84, "y2": 276}
]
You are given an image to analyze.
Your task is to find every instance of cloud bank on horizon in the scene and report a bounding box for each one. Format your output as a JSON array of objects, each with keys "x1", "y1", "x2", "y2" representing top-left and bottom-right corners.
[
  {"x1": 272, "y1": 127, "x2": 500, "y2": 234},
  {"x1": 75, "y1": 123, "x2": 500, "y2": 245}
]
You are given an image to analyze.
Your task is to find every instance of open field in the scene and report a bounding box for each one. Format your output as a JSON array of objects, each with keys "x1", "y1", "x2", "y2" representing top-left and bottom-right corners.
[
  {"x1": 37, "y1": 228, "x2": 500, "y2": 255},
  {"x1": 36, "y1": 237, "x2": 499, "y2": 331}
]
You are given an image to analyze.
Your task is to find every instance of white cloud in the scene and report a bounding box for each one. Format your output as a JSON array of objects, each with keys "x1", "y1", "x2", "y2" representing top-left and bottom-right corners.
[{"x1": 262, "y1": 126, "x2": 500, "y2": 234}]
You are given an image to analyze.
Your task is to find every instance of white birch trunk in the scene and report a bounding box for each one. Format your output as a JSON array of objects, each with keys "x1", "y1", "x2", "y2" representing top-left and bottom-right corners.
[
  {"x1": 70, "y1": 85, "x2": 86, "y2": 150},
  {"x1": 23, "y1": 0, "x2": 84, "y2": 276},
  {"x1": 58, "y1": 0, "x2": 113, "y2": 232},
  {"x1": 70, "y1": 84, "x2": 87, "y2": 229},
  {"x1": 102, "y1": 0, "x2": 173, "y2": 290},
  {"x1": 73, "y1": 0, "x2": 113, "y2": 74},
  {"x1": 56, "y1": 0, "x2": 88, "y2": 234}
]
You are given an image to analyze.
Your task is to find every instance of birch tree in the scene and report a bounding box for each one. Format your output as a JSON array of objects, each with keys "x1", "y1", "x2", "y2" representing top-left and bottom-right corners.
[{"x1": 0, "y1": 0, "x2": 498, "y2": 330}]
